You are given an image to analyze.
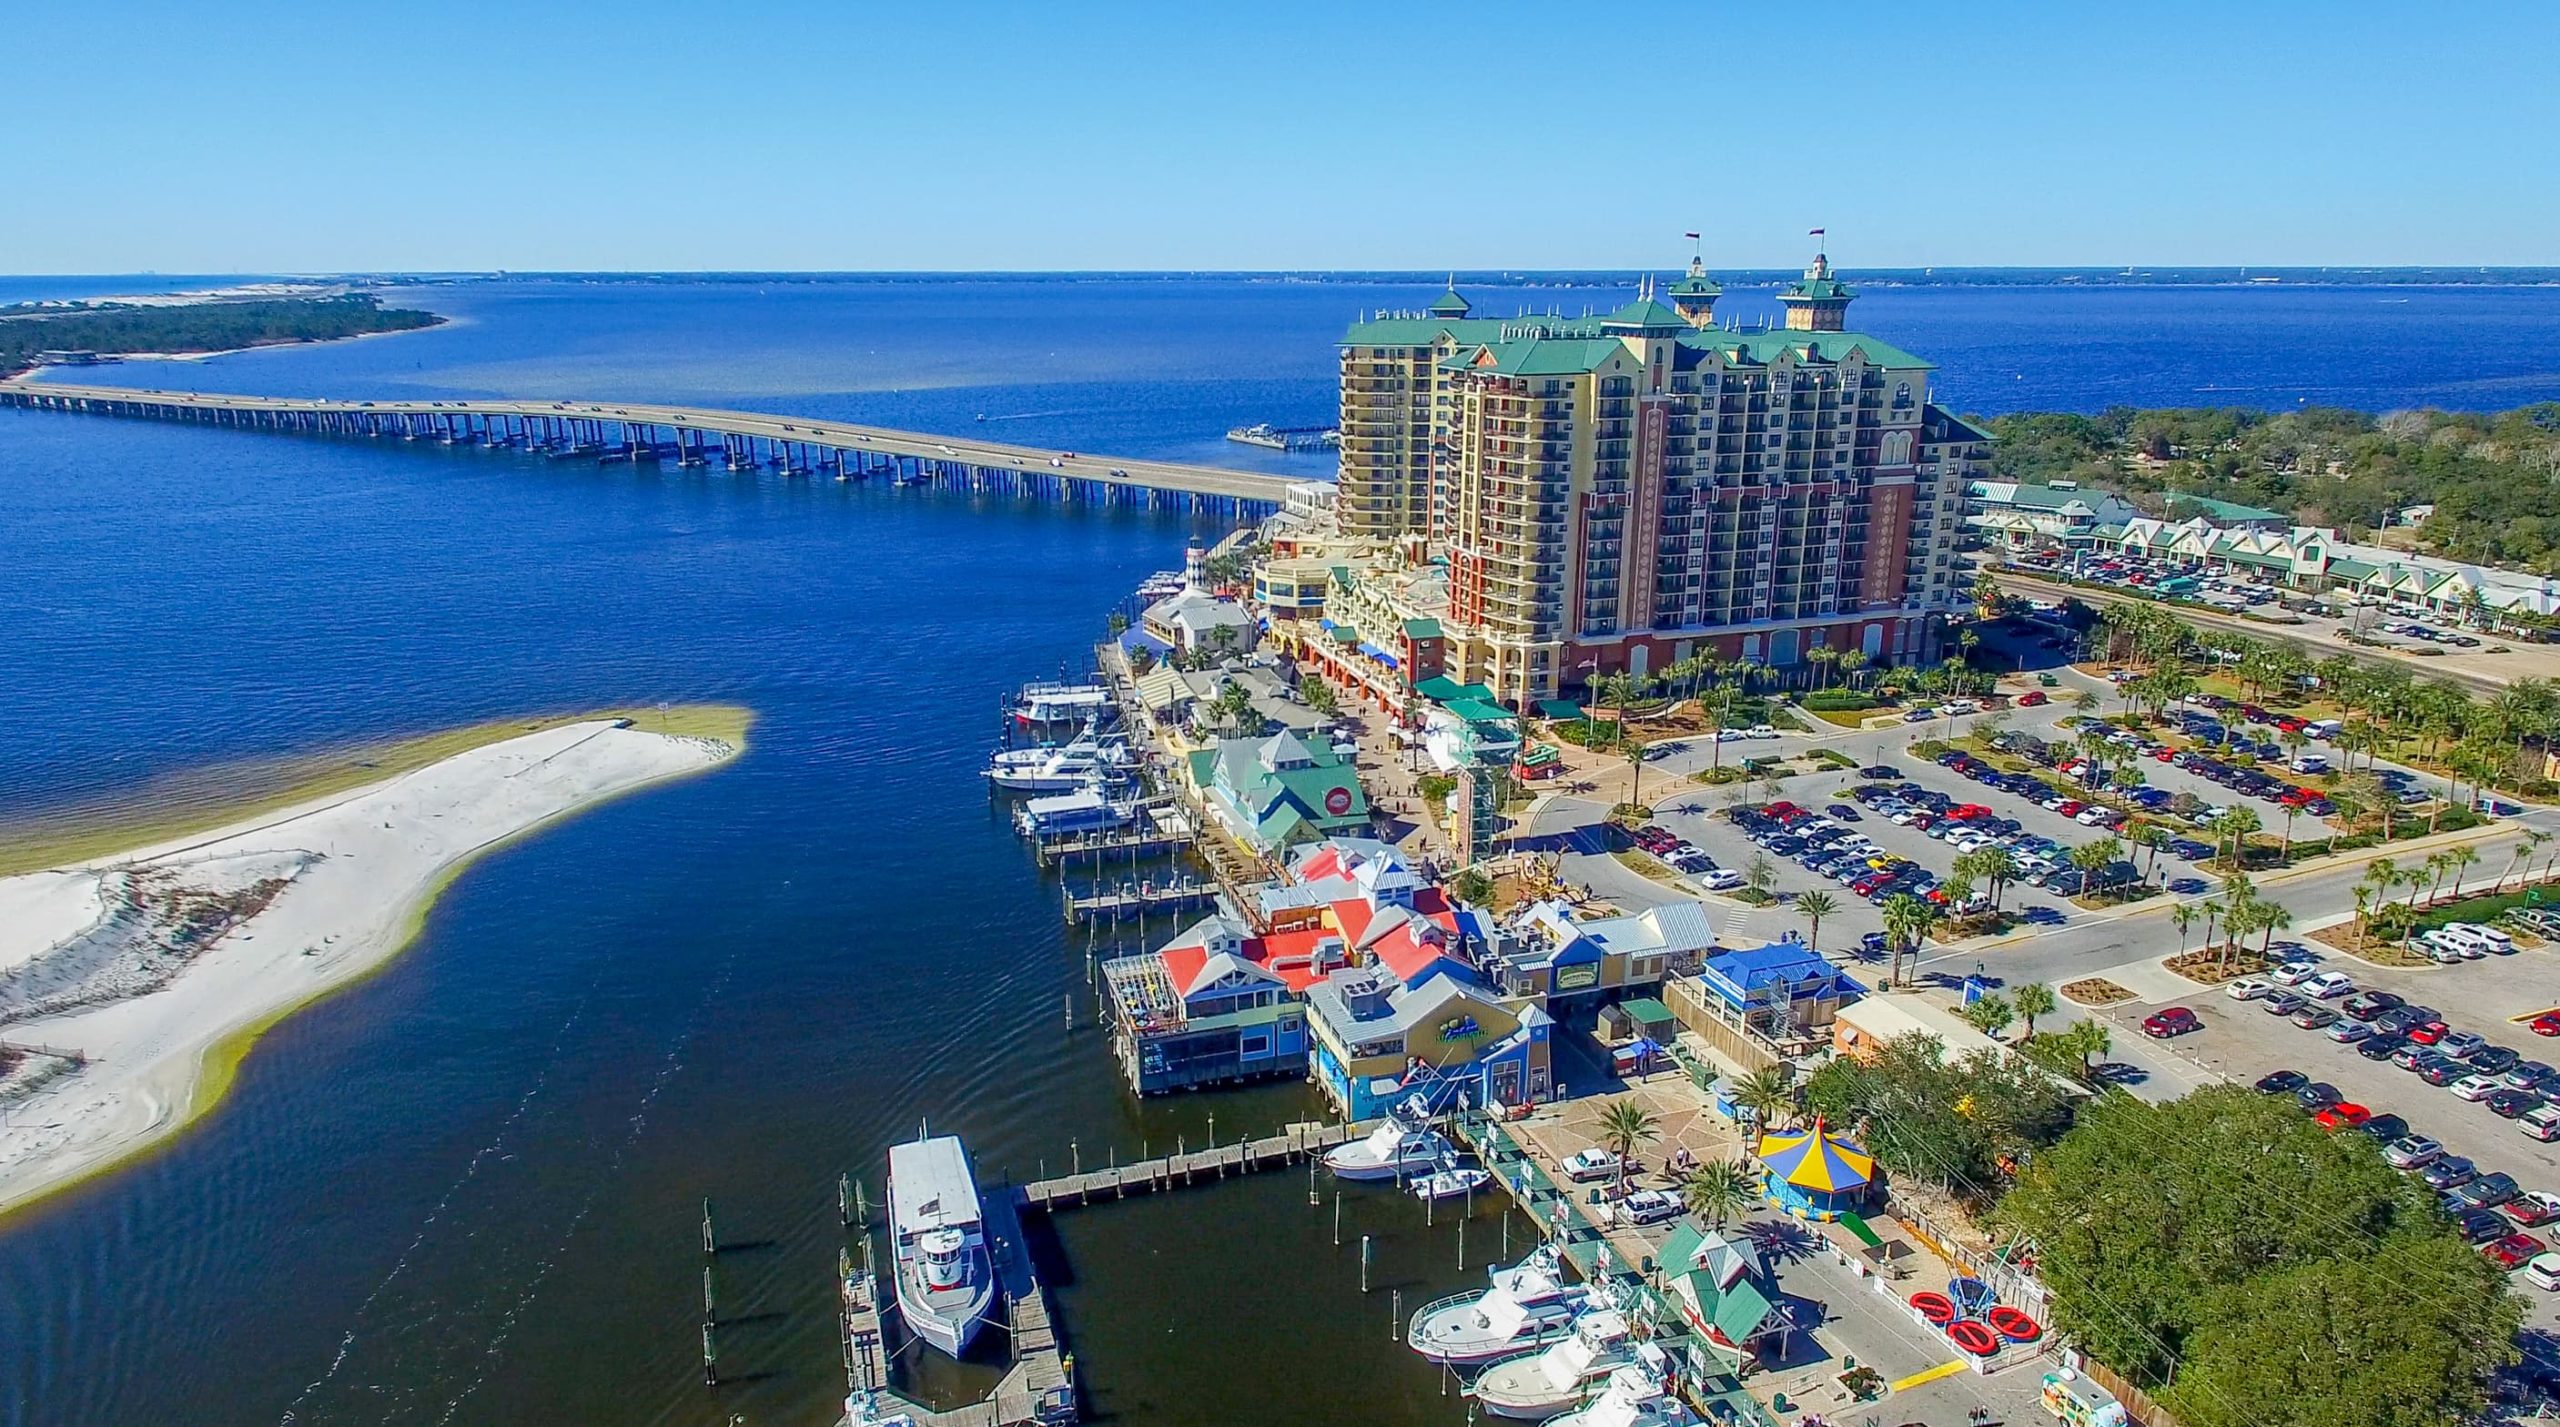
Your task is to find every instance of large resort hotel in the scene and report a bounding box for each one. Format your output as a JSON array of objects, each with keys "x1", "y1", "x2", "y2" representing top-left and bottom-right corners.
[{"x1": 1324, "y1": 250, "x2": 1989, "y2": 709}]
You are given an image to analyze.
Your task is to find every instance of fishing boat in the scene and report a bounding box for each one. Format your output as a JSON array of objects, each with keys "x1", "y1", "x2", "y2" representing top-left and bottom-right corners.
[
  {"x1": 1134, "y1": 570, "x2": 1187, "y2": 601},
  {"x1": 1011, "y1": 681, "x2": 1113, "y2": 728},
  {"x1": 1013, "y1": 779, "x2": 1141, "y2": 838},
  {"x1": 1472, "y1": 1306, "x2": 1638, "y2": 1419},
  {"x1": 1544, "y1": 1349, "x2": 1696, "y2": 1427},
  {"x1": 1408, "y1": 1161, "x2": 1493, "y2": 1202},
  {"x1": 1407, "y1": 1246, "x2": 1588, "y2": 1365},
  {"x1": 887, "y1": 1132, "x2": 997, "y2": 1358},
  {"x1": 984, "y1": 720, "x2": 1132, "y2": 792},
  {"x1": 1324, "y1": 1106, "x2": 1454, "y2": 1182}
]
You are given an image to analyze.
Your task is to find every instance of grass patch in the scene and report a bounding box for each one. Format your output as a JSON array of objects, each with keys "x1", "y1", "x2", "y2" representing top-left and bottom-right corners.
[
  {"x1": 0, "y1": 703, "x2": 754, "y2": 877},
  {"x1": 1809, "y1": 748, "x2": 1859, "y2": 771}
]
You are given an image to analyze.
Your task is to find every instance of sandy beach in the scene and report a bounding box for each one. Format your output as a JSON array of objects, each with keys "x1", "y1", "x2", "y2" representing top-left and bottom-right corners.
[{"x1": 0, "y1": 718, "x2": 737, "y2": 1216}]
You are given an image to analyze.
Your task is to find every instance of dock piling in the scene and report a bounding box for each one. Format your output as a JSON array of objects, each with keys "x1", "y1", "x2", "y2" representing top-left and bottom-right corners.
[
  {"x1": 702, "y1": 1323, "x2": 719, "y2": 1387},
  {"x1": 704, "y1": 1265, "x2": 717, "y2": 1320},
  {"x1": 1391, "y1": 1288, "x2": 1402, "y2": 1342},
  {"x1": 701, "y1": 1198, "x2": 715, "y2": 1255},
  {"x1": 1360, "y1": 1234, "x2": 1372, "y2": 1293}
]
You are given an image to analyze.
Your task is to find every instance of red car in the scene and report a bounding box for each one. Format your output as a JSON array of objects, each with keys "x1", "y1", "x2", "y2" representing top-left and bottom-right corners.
[
  {"x1": 2531, "y1": 1012, "x2": 2560, "y2": 1038},
  {"x1": 2018, "y1": 690, "x2": 2049, "y2": 707},
  {"x1": 2056, "y1": 800, "x2": 2087, "y2": 817},
  {"x1": 1765, "y1": 801, "x2": 1800, "y2": 817},
  {"x1": 2408, "y1": 1021, "x2": 2451, "y2": 1045},
  {"x1": 2313, "y1": 1103, "x2": 2372, "y2": 1131},
  {"x1": 2152, "y1": 747, "x2": 2177, "y2": 762},
  {"x1": 2482, "y1": 1232, "x2": 2547, "y2": 1269},
  {"x1": 2142, "y1": 1007, "x2": 2203, "y2": 1038}
]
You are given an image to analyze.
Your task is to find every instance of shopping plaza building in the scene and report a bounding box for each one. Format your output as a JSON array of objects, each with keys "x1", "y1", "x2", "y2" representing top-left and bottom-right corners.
[{"x1": 1333, "y1": 252, "x2": 1987, "y2": 707}]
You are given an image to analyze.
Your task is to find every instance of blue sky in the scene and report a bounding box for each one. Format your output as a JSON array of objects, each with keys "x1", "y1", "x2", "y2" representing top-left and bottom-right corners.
[{"x1": 6, "y1": 0, "x2": 2554, "y2": 273}]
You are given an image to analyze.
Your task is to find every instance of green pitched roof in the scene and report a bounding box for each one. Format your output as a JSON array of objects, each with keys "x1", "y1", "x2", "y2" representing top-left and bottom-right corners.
[
  {"x1": 2165, "y1": 492, "x2": 2286, "y2": 524},
  {"x1": 1428, "y1": 289, "x2": 1472, "y2": 316},
  {"x1": 1601, "y1": 298, "x2": 1691, "y2": 332},
  {"x1": 2327, "y1": 557, "x2": 2382, "y2": 581},
  {"x1": 1401, "y1": 617, "x2": 1443, "y2": 640},
  {"x1": 1784, "y1": 277, "x2": 1854, "y2": 301},
  {"x1": 1710, "y1": 1277, "x2": 1777, "y2": 1344},
  {"x1": 1444, "y1": 698, "x2": 1518, "y2": 726},
  {"x1": 1668, "y1": 274, "x2": 1722, "y2": 297}
]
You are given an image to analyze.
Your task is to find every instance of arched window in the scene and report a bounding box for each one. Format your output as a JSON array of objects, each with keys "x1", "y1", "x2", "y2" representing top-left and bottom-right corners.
[
  {"x1": 1881, "y1": 430, "x2": 1913, "y2": 465},
  {"x1": 1892, "y1": 381, "x2": 1914, "y2": 410}
]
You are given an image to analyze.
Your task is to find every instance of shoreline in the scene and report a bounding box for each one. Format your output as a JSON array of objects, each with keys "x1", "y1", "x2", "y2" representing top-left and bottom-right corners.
[{"x1": 0, "y1": 708, "x2": 751, "y2": 1221}]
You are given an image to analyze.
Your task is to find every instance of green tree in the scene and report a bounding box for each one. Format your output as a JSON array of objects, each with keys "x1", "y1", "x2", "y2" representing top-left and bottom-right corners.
[
  {"x1": 2168, "y1": 1249, "x2": 2521, "y2": 1427},
  {"x1": 2209, "y1": 804, "x2": 2262, "y2": 871},
  {"x1": 1730, "y1": 1065, "x2": 1798, "y2": 1132},
  {"x1": 1995, "y1": 1087, "x2": 2480, "y2": 1388},
  {"x1": 1299, "y1": 677, "x2": 1339, "y2": 716},
  {"x1": 1449, "y1": 866, "x2": 1495, "y2": 907},
  {"x1": 1594, "y1": 1099, "x2": 1659, "y2": 1197},
  {"x1": 1679, "y1": 1156, "x2": 1763, "y2": 1228},
  {"x1": 1880, "y1": 892, "x2": 1937, "y2": 987},
  {"x1": 1794, "y1": 889, "x2": 1840, "y2": 952},
  {"x1": 2013, "y1": 982, "x2": 2057, "y2": 1039},
  {"x1": 1961, "y1": 992, "x2": 2016, "y2": 1040},
  {"x1": 1743, "y1": 853, "x2": 1777, "y2": 901}
]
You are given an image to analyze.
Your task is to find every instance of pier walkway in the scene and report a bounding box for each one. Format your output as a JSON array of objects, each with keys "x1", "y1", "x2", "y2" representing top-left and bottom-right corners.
[
  {"x1": 0, "y1": 378, "x2": 1298, "y2": 516},
  {"x1": 1015, "y1": 1119, "x2": 1364, "y2": 1212}
]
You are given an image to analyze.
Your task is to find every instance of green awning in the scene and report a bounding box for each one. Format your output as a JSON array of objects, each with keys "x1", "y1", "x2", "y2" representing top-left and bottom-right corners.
[
  {"x1": 1536, "y1": 699, "x2": 1587, "y2": 720},
  {"x1": 1710, "y1": 1278, "x2": 1777, "y2": 1344}
]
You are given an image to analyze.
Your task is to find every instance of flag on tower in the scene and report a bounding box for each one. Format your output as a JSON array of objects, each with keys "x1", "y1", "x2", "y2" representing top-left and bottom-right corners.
[
  {"x1": 1809, "y1": 227, "x2": 1825, "y2": 238},
  {"x1": 1683, "y1": 231, "x2": 1701, "y2": 241}
]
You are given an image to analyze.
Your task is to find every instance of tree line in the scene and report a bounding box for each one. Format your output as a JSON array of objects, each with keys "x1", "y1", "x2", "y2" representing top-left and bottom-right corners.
[
  {"x1": 0, "y1": 296, "x2": 443, "y2": 377},
  {"x1": 1983, "y1": 401, "x2": 2560, "y2": 574}
]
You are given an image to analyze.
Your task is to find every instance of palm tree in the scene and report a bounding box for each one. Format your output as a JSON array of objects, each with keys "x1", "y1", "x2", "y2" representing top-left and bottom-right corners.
[
  {"x1": 2255, "y1": 900, "x2": 2295, "y2": 958},
  {"x1": 2171, "y1": 902, "x2": 2198, "y2": 956},
  {"x1": 1795, "y1": 889, "x2": 1840, "y2": 952},
  {"x1": 2209, "y1": 805, "x2": 2262, "y2": 871},
  {"x1": 1624, "y1": 740, "x2": 1648, "y2": 812},
  {"x1": 1880, "y1": 892, "x2": 1936, "y2": 987},
  {"x1": 2512, "y1": 831, "x2": 2552, "y2": 893},
  {"x1": 1679, "y1": 1156, "x2": 1763, "y2": 1228},
  {"x1": 2445, "y1": 844, "x2": 2481, "y2": 898},
  {"x1": 1969, "y1": 845, "x2": 2019, "y2": 911},
  {"x1": 1731, "y1": 1066, "x2": 1797, "y2": 1132},
  {"x1": 1961, "y1": 993, "x2": 2016, "y2": 1040},
  {"x1": 1595, "y1": 1100, "x2": 1660, "y2": 1197},
  {"x1": 2013, "y1": 982, "x2": 2057, "y2": 1040}
]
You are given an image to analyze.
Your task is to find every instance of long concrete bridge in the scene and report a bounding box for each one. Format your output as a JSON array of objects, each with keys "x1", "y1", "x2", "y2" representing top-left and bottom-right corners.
[{"x1": 0, "y1": 378, "x2": 1301, "y2": 517}]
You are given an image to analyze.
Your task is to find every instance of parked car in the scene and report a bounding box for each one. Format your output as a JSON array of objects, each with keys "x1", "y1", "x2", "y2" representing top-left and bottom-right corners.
[
  {"x1": 2313, "y1": 1102, "x2": 2371, "y2": 1130},
  {"x1": 2483, "y1": 1233, "x2": 2548, "y2": 1269},
  {"x1": 2502, "y1": 1191, "x2": 2560, "y2": 1229},
  {"x1": 2453, "y1": 1172, "x2": 2522, "y2": 1211},
  {"x1": 2384, "y1": 1134, "x2": 2444, "y2": 1169},
  {"x1": 2299, "y1": 971, "x2": 2356, "y2": 1000},
  {"x1": 1611, "y1": 1189, "x2": 1682, "y2": 1226},
  {"x1": 2520, "y1": 1105, "x2": 2560, "y2": 1143},
  {"x1": 2254, "y1": 1069, "x2": 2309, "y2": 1095},
  {"x1": 2227, "y1": 977, "x2": 2274, "y2": 1002},
  {"x1": 2295, "y1": 1081, "x2": 2342, "y2": 1112},
  {"x1": 2453, "y1": 1073, "x2": 2508, "y2": 1102},
  {"x1": 1560, "y1": 1148, "x2": 1624, "y2": 1182},
  {"x1": 2142, "y1": 1007, "x2": 2203, "y2": 1038}
]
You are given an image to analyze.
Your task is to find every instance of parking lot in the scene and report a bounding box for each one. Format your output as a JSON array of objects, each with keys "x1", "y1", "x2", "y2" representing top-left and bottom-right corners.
[
  {"x1": 2093, "y1": 941, "x2": 2560, "y2": 1324},
  {"x1": 2012, "y1": 549, "x2": 2499, "y2": 656}
]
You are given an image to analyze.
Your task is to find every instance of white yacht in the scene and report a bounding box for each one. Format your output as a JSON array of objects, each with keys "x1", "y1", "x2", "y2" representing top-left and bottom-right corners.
[
  {"x1": 887, "y1": 1133, "x2": 997, "y2": 1358},
  {"x1": 1546, "y1": 1350, "x2": 1697, "y2": 1427},
  {"x1": 1408, "y1": 1162, "x2": 1493, "y2": 1202},
  {"x1": 1324, "y1": 1114, "x2": 1455, "y2": 1182},
  {"x1": 1407, "y1": 1246, "x2": 1587, "y2": 1365},
  {"x1": 985, "y1": 723, "x2": 1131, "y2": 792},
  {"x1": 1013, "y1": 779, "x2": 1140, "y2": 838},
  {"x1": 1472, "y1": 1306, "x2": 1638, "y2": 1420},
  {"x1": 1012, "y1": 681, "x2": 1113, "y2": 728}
]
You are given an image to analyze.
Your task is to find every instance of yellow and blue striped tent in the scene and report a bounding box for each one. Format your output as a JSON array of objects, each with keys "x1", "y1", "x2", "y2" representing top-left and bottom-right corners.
[{"x1": 1754, "y1": 1118, "x2": 1874, "y2": 1219}]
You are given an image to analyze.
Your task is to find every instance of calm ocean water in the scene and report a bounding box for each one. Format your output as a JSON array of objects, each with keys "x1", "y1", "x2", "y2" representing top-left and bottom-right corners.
[{"x1": 2, "y1": 276, "x2": 2558, "y2": 1427}]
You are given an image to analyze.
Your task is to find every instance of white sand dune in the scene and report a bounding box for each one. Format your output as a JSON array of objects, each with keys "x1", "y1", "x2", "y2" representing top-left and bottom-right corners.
[{"x1": 0, "y1": 719, "x2": 736, "y2": 1215}]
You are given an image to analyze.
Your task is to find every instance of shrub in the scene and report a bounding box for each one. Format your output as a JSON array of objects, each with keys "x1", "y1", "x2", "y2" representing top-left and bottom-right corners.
[{"x1": 1804, "y1": 690, "x2": 1879, "y2": 712}]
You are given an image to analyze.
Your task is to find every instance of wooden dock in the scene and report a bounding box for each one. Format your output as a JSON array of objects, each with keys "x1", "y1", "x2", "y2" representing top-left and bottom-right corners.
[
  {"x1": 1061, "y1": 878, "x2": 1219, "y2": 925},
  {"x1": 1031, "y1": 825, "x2": 1193, "y2": 869},
  {"x1": 839, "y1": 1187, "x2": 1075, "y2": 1427},
  {"x1": 1014, "y1": 1120, "x2": 1367, "y2": 1212}
]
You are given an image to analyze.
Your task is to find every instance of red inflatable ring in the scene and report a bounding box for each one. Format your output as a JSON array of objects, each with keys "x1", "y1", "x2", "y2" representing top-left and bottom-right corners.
[
  {"x1": 1908, "y1": 1291, "x2": 1956, "y2": 1325},
  {"x1": 1946, "y1": 1319, "x2": 2002, "y2": 1357},
  {"x1": 1987, "y1": 1305, "x2": 2042, "y2": 1341}
]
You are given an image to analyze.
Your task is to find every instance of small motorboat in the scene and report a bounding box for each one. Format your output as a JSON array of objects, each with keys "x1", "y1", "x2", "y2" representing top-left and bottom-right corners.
[
  {"x1": 1472, "y1": 1306, "x2": 1637, "y2": 1420},
  {"x1": 1407, "y1": 1247, "x2": 1588, "y2": 1365},
  {"x1": 1408, "y1": 1162, "x2": 1493, "y2": 1202}
]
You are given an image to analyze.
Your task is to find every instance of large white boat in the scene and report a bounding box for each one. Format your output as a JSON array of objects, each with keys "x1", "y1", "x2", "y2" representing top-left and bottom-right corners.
[
  {"x1": 1012, "y1": 681, "x2": 1113, "y2": 728},
  {"x1": 1545, "y1": 1350, "x2": 1696, "y2": 1427},
  {"x1": 1324, "y1": 1110, "x2": 1454, "y2": 1182},
  {"x1": 887, "y1": 1133, "x2": 997, "y2": 1358},
  {"x1": 1408, "y1": 1161, "x2": 1493, "y2": 1202},
  {"x1": 1407, "y1": 1246, "x2": 1586, "y2": 1365},
  {"x1": 1013, "y1": 780, "x2": 1140, "y2": 838},
  {"x1": 985, "y1": 723, "x2": 1132, "y2": 792},
  {"x1": 1472, "y1": 1306, "x2": 1639, "y2": 1419}
]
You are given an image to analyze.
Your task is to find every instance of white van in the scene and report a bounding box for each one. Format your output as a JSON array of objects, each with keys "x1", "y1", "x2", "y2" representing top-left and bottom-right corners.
[
  {"x1": 2290, "y1": 753, "x2": 2331, "y2": 774},
  {"x1": 2428, "y1": 926, "x2": 2495, "y2": 959},
  {"x1": 2307, "y1": 719, "x2": 2343, "y2": 740},
  {"x1": 2443, "y1": 921, "x2": 2515, "y2": 954}
]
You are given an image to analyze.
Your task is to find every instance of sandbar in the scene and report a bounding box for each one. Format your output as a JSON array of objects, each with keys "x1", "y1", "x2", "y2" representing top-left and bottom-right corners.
[{"x1": 0, "y1": 715, "x2": 742, "y2": 1217}]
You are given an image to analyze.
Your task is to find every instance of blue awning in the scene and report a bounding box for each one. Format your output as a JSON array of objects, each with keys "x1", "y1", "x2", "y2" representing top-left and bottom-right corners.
[
  {"x1": 1318, "y1": 618, "x2": 1339, "y2": 631},
  {"x1": 1357, "y1": 642, "x2": 1387, "y2": 660}
]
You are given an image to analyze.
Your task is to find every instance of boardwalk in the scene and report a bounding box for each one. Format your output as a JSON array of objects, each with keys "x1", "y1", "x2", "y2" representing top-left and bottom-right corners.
[
  {"x1": 0, "y1": 379, "x2": 1299, "y2": 513},
  {"x1": 1060, "y1": 878, "x2": 1219, "y2": 925},
  {"x1": 1015, "y1": 1120, "x2": 1365, "y2": 1212}
]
